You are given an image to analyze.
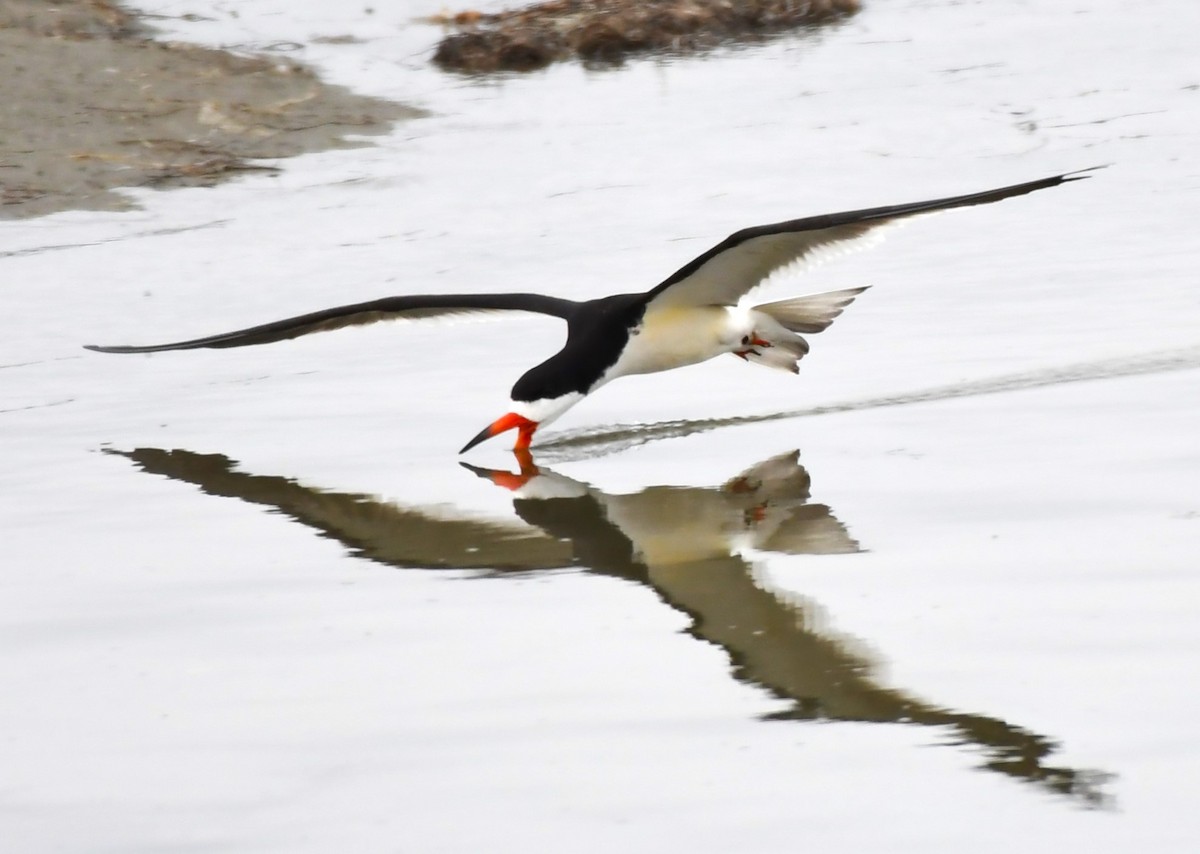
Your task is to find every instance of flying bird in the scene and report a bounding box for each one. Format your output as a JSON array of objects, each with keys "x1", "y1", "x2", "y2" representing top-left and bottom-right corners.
[{"x1": 86, "y1": 169, "x2": 1095, "y2": 452}]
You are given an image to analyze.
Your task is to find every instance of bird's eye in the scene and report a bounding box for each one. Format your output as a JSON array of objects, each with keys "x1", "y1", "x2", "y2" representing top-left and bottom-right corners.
[{"x1": 741, "y1": 335, "x2": 750, "y2": 345}]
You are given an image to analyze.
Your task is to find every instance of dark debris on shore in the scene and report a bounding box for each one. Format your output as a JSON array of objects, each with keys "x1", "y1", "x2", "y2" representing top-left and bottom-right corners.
[{"x1": 431, "y1": 0, "x2": 861, "y2": 73}]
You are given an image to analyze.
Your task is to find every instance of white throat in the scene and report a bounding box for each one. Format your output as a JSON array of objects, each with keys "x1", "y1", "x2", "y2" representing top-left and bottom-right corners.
[{"x1": 510, "y1": 393, "x2": 585, "y2": 428}]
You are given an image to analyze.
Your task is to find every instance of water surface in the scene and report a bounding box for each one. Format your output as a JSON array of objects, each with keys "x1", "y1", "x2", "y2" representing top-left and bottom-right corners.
[{"x1": 3, "y1": 0, "x2": 1199, "y2": 850}]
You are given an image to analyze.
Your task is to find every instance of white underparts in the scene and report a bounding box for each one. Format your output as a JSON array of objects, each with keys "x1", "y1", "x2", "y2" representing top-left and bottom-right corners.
[
  {"x1": 513, "y1": 287, "x2": 866, "y2": 424},
  {"x1": 509, "y1": 392, "x2": 585, "y2": 429},
  {"x1": 602, "y1": 305, "x2": 733, "y2": 383}
]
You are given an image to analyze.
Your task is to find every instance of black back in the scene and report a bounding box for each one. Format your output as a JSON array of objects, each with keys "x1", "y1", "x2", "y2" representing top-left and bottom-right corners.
[{"x1": 510, "y1": 293, "x2": 647, "y2": 402}]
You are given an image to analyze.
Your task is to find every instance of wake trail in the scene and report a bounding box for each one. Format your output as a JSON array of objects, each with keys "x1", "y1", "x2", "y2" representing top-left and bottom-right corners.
[{"x1": 536, "y1": 345, "x2": 1200, "y2": 462}]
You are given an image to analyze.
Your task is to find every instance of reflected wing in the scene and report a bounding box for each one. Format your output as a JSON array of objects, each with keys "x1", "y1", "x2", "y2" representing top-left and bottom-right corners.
[
  {"x1": 85, "y1": 292, "x2": 578, "y2": 353},
  {"x1": 643, "y1": 168, "x2": 1100, "y2": 310},
  {"x1": 109, "y1": 448, "x2": 573, "y2": 571}
]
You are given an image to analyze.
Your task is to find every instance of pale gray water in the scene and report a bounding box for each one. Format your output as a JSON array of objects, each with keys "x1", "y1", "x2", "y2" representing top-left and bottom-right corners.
[{"x1": 3, "y1": 0, "x2": 1199, "y2": 851}]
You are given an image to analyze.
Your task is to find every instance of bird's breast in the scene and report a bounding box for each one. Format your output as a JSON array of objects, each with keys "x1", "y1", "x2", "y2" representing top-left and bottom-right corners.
[{"x1": 601, "y1": 306, "x2": 733, "y2": 382}]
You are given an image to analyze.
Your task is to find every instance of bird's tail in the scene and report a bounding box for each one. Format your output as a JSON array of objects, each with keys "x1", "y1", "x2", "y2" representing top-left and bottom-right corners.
[
  {"x1": 751, "y1": 286, "x2": 869, "y2": 334},
  {"x1": 741, "y1": 286, "x2": 868, "y2": 374}
]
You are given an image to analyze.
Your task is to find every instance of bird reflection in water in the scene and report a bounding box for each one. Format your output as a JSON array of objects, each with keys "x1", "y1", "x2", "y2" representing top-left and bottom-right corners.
[{"x1": 109, "y1": 446, "x2": 1111, "y2": 807}]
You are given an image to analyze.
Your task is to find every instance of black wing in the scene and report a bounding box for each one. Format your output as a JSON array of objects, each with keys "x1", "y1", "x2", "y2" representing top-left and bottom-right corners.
[
  {"x1": 85, "y1": 292, "x2": 579, "y2": 353},
  {"x1": 641, "y1": 168, "x2": 1102, "y2": 310}
]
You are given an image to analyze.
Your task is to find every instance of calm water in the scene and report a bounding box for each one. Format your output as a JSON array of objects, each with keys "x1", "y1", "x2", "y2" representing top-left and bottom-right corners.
[{"x1": 3, "y1": 0, "x2": 1199, "y2": 850}]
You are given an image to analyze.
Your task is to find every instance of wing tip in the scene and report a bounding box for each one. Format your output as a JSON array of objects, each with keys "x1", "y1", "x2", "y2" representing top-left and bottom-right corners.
[
  {"x1": 84, "y1": 343, "x2": 150, "y2": 354},
  {"x1": 1060, "y1": 164, "x2": 1110, "y2": 183}
]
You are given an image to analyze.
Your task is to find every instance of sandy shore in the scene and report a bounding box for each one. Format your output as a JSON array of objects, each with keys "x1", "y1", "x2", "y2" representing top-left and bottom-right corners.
[{"x1": 0, "y1": 0, "x2": 417, "y2": 220}]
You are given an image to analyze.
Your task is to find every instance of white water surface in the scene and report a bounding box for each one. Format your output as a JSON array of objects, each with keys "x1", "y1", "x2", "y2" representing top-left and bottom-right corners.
[{"x1": 3, "y1": 0, "x2": 1199, "y2": 851}]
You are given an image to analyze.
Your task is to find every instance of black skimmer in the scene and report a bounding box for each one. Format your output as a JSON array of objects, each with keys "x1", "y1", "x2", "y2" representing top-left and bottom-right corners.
[{"x1": 86, "y1": 169, "x2": 1096, "y2": 452}]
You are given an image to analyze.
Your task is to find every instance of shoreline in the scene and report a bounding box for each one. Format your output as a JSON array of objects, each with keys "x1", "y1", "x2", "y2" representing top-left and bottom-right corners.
[{"x1": 0, "y1": 0, "x2": 418, "y2": 220}]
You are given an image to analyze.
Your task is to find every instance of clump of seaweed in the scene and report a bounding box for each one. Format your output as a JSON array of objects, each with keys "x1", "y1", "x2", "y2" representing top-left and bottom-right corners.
[{"x1": 431, "y1": 0, "x2": 861, "y2": 73}]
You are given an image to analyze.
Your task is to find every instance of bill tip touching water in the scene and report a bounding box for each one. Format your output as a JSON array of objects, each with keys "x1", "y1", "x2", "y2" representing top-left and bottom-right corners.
[{"x1": 86, "y1": 168, "x2": 1102, "y2": 453}]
